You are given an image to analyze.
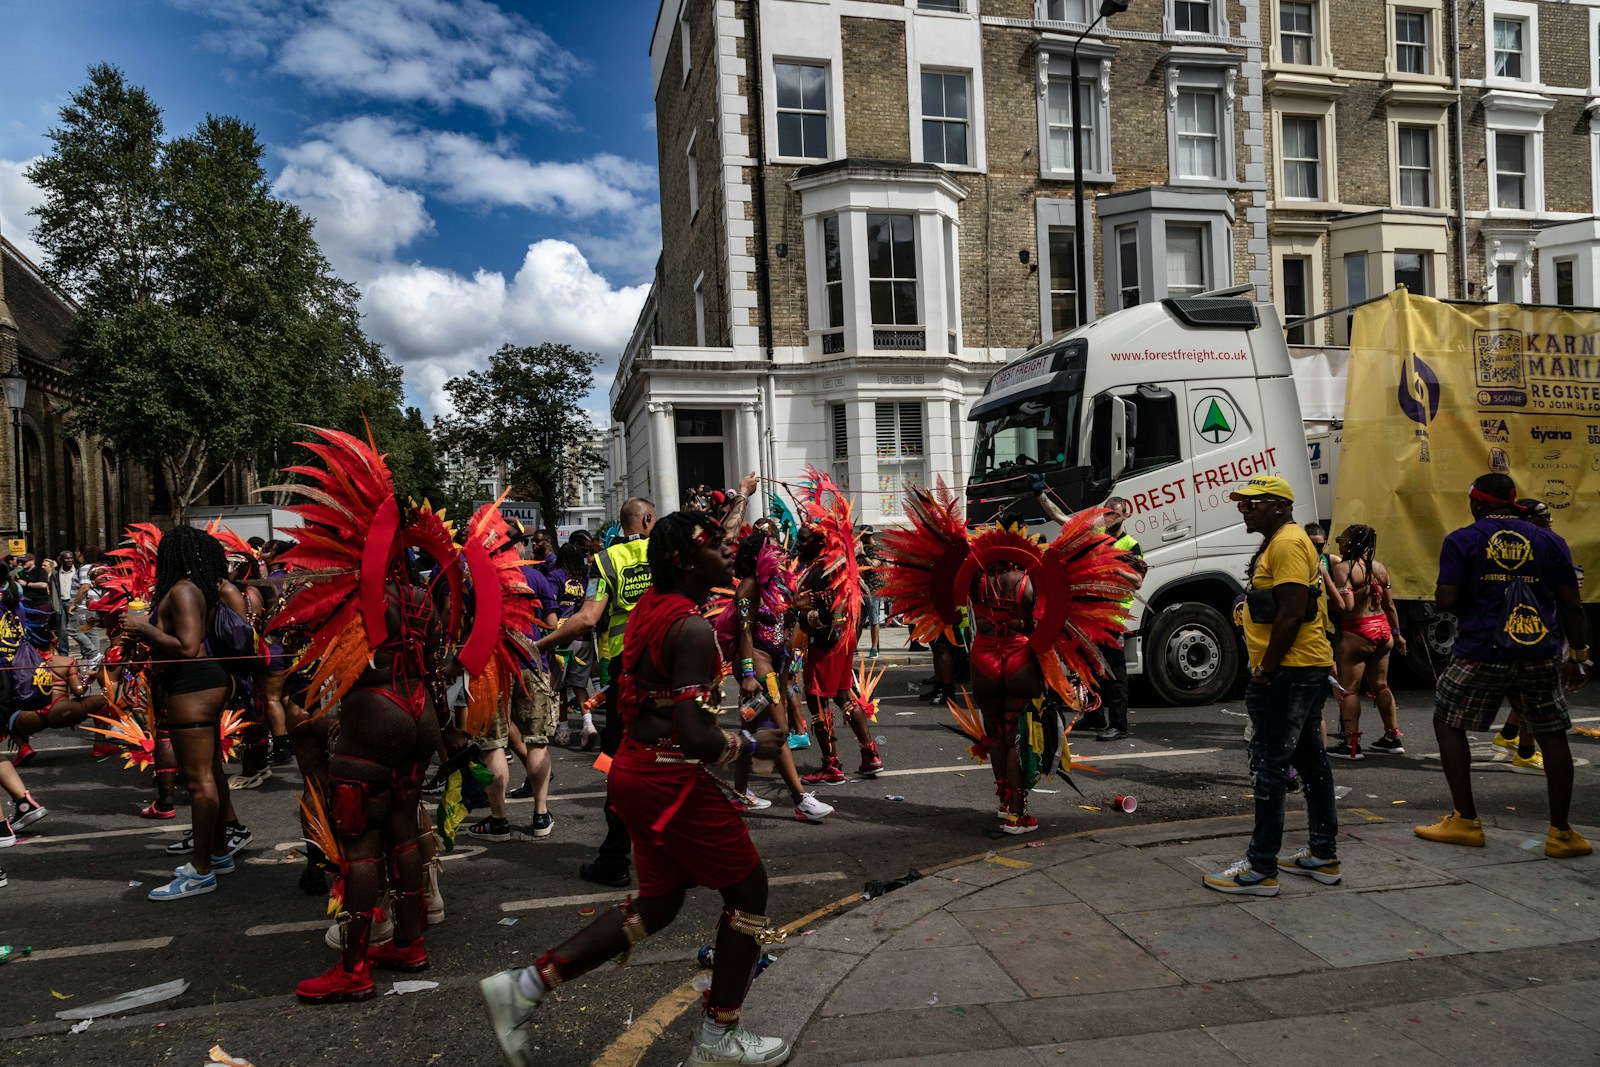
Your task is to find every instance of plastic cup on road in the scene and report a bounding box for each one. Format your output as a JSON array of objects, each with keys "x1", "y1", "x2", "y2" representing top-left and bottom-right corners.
[{"x1": 1113, "y1": 794, "x2": 1137, "y2": 813}]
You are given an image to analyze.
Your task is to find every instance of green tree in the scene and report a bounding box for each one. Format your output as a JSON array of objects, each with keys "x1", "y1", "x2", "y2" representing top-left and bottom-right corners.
[
  {"x1": 438, "y1": 343, "x2": 606, "y2": 536},
  {"x1": 26, "y1": 64, "x2": 438, "y2": 521}
]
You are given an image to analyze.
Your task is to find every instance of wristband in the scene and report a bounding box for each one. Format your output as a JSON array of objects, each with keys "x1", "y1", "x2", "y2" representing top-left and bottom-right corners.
[{"x1": 1569, "y1": 646, "x2": 1591, "y2": 662}]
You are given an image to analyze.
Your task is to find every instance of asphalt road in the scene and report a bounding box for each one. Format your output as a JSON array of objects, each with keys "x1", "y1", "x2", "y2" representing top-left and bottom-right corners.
[{"x1": 4, "y1": 650, "x2": 1598, "y2": 1067}]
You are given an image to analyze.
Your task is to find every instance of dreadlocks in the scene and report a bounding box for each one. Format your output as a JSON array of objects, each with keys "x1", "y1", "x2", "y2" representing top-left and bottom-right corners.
[
  {"x1": 152, "y1": 523, "x2": 225, "y2": 615},
  {"x1": 647, "y1": 510, "x2": 720, "y2": 593}
]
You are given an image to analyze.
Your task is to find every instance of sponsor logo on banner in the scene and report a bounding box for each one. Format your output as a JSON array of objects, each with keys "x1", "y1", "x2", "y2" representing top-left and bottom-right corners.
[
  {"x1": 1531, "y1": 427, "x2": 1573, "y2": 443},
  {"x1": 1490, "y1": 447, "x2": 1511, "y2": 473},
  {"x1": 1544, "y1": 479, "x2": 1574, "y2": 509},
  {"x1": 1481, "y1": 418, "x2": 1510, "y2": 442},
  {"x1": 1397, "y1": 352, "x2": 1440, "y2": 462}
]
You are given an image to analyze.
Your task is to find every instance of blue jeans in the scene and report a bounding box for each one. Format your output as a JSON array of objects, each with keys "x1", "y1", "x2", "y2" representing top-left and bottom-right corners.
[{"x1": 1245, "y1": 665, "x2": 1338, "y2": 875}]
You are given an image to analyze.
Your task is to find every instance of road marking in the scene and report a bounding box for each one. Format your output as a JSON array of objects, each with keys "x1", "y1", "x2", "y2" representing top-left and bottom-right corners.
[
  {"x1": 500, "y1": 870, "x2": 847, "y2": 914},
  {"x1": 875, "y1": 747, "x2": 1218, "y2": 778},
  {"x1": 506, "y1": 789, "x2": 607, "y2": 806},
  {"x1": 18, "y1": 937, "x2": 174, "y2": 961},
  {"x1": 23, "y1": 825, "x2": 187, "y2": 846},
  {"x1": 245, "y1": 920, "x2": 327, "y2": 937}
]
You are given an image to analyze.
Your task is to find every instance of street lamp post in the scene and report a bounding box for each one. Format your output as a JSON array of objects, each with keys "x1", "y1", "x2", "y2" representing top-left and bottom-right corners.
[
  {"x1": 1070, "y1": 0, "x2": 1131, "y2": 328},
  {"x1": 2, "y1": 363, "x2": 28, "y2": 540}
]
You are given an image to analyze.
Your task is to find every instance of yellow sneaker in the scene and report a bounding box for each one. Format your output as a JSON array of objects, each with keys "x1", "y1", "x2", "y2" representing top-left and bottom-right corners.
[
  {"x1": 1415, "y1": 811, "x2": 1486, "y2": 847},
  {"x1": 1545, "y1": 827, "x2": 1593, "y2": 859},
  {"x1": 1511, "y1": 751, "x2": 1545, "y2": 774},
  {"x1": 1491, "y1": 733, "x2": 1517, "y2": 752}
]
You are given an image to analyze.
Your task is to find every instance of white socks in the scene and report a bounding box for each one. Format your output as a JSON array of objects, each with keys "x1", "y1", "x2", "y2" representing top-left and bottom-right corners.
[
  {"x1": 699, "y1": 1016, "x2": 732, "y2": 1045},
  {"x1": 517, "y1": 967, "x2": 547, "y2": 1002}
]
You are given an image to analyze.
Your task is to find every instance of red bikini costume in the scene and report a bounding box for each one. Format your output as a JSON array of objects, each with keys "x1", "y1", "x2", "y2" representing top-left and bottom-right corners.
[
  {"x1": 970, "y1": 568, "x2": 1035, "y2": 682},
  {"x1": 1340, "y1": 565, "x2": 1393, "y2": 648}
]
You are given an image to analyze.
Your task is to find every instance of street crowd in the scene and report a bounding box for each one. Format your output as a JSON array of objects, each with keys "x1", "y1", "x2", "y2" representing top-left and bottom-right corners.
[{"x1": 0, "y1": 438, "x2": 1591, "y2": 1067}]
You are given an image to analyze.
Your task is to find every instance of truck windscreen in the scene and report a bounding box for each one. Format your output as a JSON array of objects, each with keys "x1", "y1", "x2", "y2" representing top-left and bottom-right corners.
[{"x1": 971, "y1": 393, "x2": 1082, "y2": 481}]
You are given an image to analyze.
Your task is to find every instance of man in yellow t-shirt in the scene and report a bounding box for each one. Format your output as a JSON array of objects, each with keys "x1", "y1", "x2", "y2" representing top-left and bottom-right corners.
[{"x1": 1204, "y1": 475, "x2": 1340, "y2": 898}]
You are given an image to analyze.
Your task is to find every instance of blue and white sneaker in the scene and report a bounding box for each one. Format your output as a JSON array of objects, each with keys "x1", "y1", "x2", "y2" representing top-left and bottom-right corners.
[
  {"x1": 1203, "y1": 858, "x2": 1280, "y2": 896},
  {"x1": 148, "y1": 869, "x2": 217, "y2": 901},
  {"x1": 173, "y1": 854, "x2": 234, "y2": 878}
]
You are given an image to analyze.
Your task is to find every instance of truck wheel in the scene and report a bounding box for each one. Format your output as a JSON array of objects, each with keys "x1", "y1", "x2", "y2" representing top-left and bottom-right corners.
[{"x1": 1144, "y1": 603, "x2": 1240, "y2": 706}]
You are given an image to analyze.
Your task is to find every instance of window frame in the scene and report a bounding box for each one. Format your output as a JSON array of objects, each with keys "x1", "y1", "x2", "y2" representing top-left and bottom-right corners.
[
  {"x1": 1552, "y1": 256, "x2": 1576, "y2": 307},
  {"x1": 1484, "y1": 1, "x2": 1540, "y2": 88},
  {"x1": 1040, "y1": 0, "x2": 1089, "y2": 21},
  {"x1": 913, "y1": 0, "x2": 967, "y2": 12},
  {"x1": 1392, "y1": 121, "x2": 1441, "y2": 209},
  {"x1": 1393, "y1": 249, "x2": 1431, "y2": 296},
  {"x1": 1175, "y1": 87, "x2": 1223, "y2": 180},
  {"x1": 1170, "y1": 0, "x2": 1222, "y2": 36},
  {"x1": 874, "y1": 401, "x2": 927, "y2": 509},
  {"x1": 693, "y1": 272, "x2": 707, "y2": 347},
  {"x1": 866, "y1": 212, "x2": 921, "y2": 332},
  {"x1": 771, "y1": 59, "x2": 833, "y2": 163},
  {"x1": 1038, "y1": 44, "x2": 1115, "y2": 184},
  {"x1": 1280, "y1": 114, "x2": 1324, "y2": 201},
  {"x1": 1163, "y1": 58, "x2": 1240, "y2": 190},
  {"x1": 1279, "y1": 1, "x2": 1315, "y2": 66},
  {"x1": 1489, "y1": 128, "x2": 1534, "y2": 214},
  {"x1": 1096, "y1": 188, "x2": 1236, "y2": 308},
  {"x1": 685, "y1": 128, "x2": 700, "y2": 220},
  {"x1": 1393, "y1": 9, "x2": 1428, "y2": 75},
  {"x1": 679, "y1": 7, "x2": 692, "y2": 87},
  {"x1": 1281, "y1": 255, "x2": 1312, "y2": 344},
  {"x1": 1164, "y1": 222, "x2": 1212, "y2": 298},
  {"x1": 919, "y1": 67, "x2": 973, "y2": 169},
  {"x1": 1271, "y1": 97, "x2": 1340, "y2": 207},
  {"x1": 1036, "y1": 198, "x2": 1099, "y2": 328}
]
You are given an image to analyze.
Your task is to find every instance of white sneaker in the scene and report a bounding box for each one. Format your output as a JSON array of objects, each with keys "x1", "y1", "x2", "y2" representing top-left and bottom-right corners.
[
  {"x1": 479, "y1": 968, "x2": 541, "y2": 1067},
  {"x1": 688, "y1": 1027, "x2": 792, "y2": 1066},
  {"x1": 740, "y1": 791, "x2": 773, "y2": 812},
  {"x1": 794, "y1": 793, "x2": 833, "y2": 822},
  {"x1": 324, "y1": 913, "x2": 395, "y2": 950},
  {"x1": 425, "y1": 863, "x2": 445, "y2": 926}
]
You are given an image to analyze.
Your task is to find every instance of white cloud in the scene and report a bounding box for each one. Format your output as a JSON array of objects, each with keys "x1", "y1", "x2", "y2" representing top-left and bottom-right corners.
[
  {"x1": 275, "y1": 141, "x2": 433, "y2": 270},
  {"x1": 175, "y1": 0, "x2": 580, "y2": 120},
  {"x1": 0, "y1": 158, "x2": 47, "y2": 266},
  {"x1": 310, "y1": 117, "x2": 655, "y2": 219},
  {"x1": 359, "y1": 240, "x2": 649, "y2": 415}
]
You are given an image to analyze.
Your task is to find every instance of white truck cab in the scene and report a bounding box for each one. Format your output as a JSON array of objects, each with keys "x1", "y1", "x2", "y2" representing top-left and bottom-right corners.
[{"x1": 966, "y1": 293, "x2": 1318, "y2": 704}]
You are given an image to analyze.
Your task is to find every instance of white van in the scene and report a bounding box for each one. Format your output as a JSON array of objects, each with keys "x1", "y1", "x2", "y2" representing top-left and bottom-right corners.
[{"x1": 967, "y1": 293, "x2": 1318, "y2": 704}]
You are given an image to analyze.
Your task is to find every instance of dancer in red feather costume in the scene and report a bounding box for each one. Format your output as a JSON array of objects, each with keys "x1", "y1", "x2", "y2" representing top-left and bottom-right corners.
[{"x1": 881, "y1": 482, "x2": 1142, "y2": 833}]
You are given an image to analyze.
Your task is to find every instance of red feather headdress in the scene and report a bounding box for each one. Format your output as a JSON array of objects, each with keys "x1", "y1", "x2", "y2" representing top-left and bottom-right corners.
[
  {"x1": 90, "y1": 523, "x2": 162, "y2": 615},
  {"x1": 877, "y1": 479, "x2": 968, "y2": 645},
  {"x1": 796, "y1": 466, "x2": 863, "y2": 638},
  {"x1": 457, "y1": 497, "x2": 544, "y2": 735}
]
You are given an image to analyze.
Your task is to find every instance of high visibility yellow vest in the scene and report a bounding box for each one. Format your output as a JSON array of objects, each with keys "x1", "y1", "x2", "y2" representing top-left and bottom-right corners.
[{"x1": 594, "y1": 536, "x2": 651, "y2": 673}]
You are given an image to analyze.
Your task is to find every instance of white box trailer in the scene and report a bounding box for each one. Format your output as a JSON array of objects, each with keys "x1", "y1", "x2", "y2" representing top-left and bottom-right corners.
[{"x1": 184, "y1": 505, "x2": 301, "y2": 544}]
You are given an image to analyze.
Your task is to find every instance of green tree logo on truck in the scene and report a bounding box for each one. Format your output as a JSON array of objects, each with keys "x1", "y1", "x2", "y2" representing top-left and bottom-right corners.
[{"x1": 1193, "y1": 396, "x2": 1237, "y2": 445}]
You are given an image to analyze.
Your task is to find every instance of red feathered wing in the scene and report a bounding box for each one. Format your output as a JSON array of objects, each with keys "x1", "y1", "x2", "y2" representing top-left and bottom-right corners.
[
  {"x1": 878, "y1": 480, "x2": 969, "y2": 644},
  {"x1": 1032, "y1": 507, "x2": 1143, "y2": 705},
  {"x1": 457, "y1": 498, "x2": 537, "y2": 735}
]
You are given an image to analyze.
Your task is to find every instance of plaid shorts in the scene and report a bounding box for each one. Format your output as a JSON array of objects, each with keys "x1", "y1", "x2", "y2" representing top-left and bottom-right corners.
[
  {"x1": 1434, "y1": 655, "x2": 1570, "y2": 735},
  {"x1": 511, "y1": 665, "x2": 560, "y2": 745}
]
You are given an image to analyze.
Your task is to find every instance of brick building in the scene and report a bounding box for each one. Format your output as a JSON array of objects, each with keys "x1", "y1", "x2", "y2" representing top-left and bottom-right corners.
[
  {"x1": 616, "y1": 0, "x2": 1600, "y2": 523},
  {"x1": 0, "y1": 236, "x2": 157, "y2": 556},
  {"x1": 619, "y1": 0, "x2": 1270, "y2": 524},
  {"x1": 1266, "y1": 0, "x2": 1600, "y2": 346}
]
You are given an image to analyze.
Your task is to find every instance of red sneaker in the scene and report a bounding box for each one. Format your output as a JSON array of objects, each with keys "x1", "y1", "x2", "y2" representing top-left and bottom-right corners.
[
  {"x1": 12, "y1": 742, "x2": 36, "y2": 768},
  {"x1": 858, "y1": 747, "x2": 884, "y2": 777},
  {"x1": 369, "y1": 937, "x2": 430, "y2": 972},
  {"x1": 1001, "y1": 814, "x2": 1039, "y2": 836},
  {"x1": 296, "y1": 959, "x2": 376, "y2": 1003},
  {"x1": 801, "y1": 763, "x2": 846, "y2": 785},
  {"x1": 140, "y1": 801, "x2": 177, "y2": 820},
  {"x1": 91, "y1": 742, "x2": 120, "y2": 759}
]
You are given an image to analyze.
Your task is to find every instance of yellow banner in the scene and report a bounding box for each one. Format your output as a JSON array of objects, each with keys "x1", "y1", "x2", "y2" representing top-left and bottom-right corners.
[{"x1": 1334, "y1": 290, "x2": 1600, "y2": 602}]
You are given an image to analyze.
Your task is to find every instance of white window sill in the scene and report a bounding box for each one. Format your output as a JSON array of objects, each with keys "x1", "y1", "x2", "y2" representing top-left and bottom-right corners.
[
  {"x1": 1487, "y1": 207, "x2": 1544, "y2": 220},
  {"x1": 772, "y1": 154, "x2": 833, "y2": 166},
  {"x1": 1172, "y1": 175, "x2": 1237, "y2": 188},
  {"x1": 1483, "y1": 78, "x2": 1548, "y2": 95},
  {"x1": 1272, "y1": 198, "x2": 1344, "y2": 211}
]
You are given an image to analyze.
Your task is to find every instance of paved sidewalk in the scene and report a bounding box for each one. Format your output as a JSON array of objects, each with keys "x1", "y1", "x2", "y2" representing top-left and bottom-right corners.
[{"x1": 743, "y1": 812, "x2": 1600, "y2": 1066}]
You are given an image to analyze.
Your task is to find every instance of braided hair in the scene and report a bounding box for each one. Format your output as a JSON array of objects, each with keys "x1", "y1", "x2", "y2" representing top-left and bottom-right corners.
[
  {"x1": 152, "y1": 524, "x2": 225, "y2": 616},
  {"x1": 647, "y1": 510, "x2": 721, "y2": 593},
  {"x1": 1339, "y1": 524, "x2": 1377, "y2": 587}
]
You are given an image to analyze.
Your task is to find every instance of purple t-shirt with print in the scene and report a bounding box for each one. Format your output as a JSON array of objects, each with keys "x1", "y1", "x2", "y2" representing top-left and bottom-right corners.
[
  {"x1": 1437, "y1": 516, "x2": 1577, "y2": 661},
  {"x1": 521, "y1": 564, "x2": 558, "y2": 670}
]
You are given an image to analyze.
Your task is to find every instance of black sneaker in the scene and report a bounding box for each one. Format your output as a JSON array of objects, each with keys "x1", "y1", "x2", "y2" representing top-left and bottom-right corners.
[
  {"x1": 529, "y1": 811, "x2": 554, "y2": 838},
  {"x1": 267, "y1": 739, "x2": 295, "y2": 767},
  {"x1": 0, "y1": 865, "x2": 7, "y2": 888},
  {"x1": 507, "y1": 779, "x2": 533, "y2": 800},
  {"x1": 579, "y1": 861, "x2": 631, "y2": 888},
  {"x1": 1096, "y1": 726, "x2": 1128, "y2": 742},
  {"x1": 420, "y1": 774, "x2": 447, "y2": 797},
  {"x1": 1326, "y1": 744, "x2": 1364, "y2": 761},
  {"x1": 467, "y1": 817, "x2": 512, "y2": 839},
  {"x1": 924, "y1": 686, "x2": 954, "y2": 706},
  {"x1": 1369, "y1": 734, "x2": 1405, "y2": 755},
  {"x1": 226, "y1": 823, "x2": 253, "y2": 853}
]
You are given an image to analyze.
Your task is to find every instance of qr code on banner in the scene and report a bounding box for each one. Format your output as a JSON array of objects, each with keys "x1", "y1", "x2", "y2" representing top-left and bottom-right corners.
[{"x1": 1474, "y1": 328, "x2": 1525, "y2": 388}]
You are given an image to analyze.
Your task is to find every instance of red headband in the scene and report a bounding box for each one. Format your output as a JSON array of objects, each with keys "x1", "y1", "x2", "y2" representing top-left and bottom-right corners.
[{"x1": 1469, "y1": 485, "x2": 1518, "y2": 506}]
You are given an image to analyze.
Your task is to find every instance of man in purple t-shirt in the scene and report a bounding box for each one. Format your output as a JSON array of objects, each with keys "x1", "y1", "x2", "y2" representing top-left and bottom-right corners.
[{"x1": 1417, "y1": 474, "x2": 1591, "y2": 858}]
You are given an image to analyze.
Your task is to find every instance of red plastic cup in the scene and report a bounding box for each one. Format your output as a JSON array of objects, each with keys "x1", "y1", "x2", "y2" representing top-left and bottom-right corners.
[{"x1": 1112, "y1": 794, "x2": 1137, "y2": 813}]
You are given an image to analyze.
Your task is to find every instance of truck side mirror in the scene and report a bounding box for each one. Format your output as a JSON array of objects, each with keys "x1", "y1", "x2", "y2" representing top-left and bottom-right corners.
[{"x1": 1089, "y1": 392, "x2": 1129, "y2": 483}]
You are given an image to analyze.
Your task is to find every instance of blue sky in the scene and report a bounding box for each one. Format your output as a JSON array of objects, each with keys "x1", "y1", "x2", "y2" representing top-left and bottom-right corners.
[{"x1": 0, "y1": 0, "x2": 666, "y2": 419}]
